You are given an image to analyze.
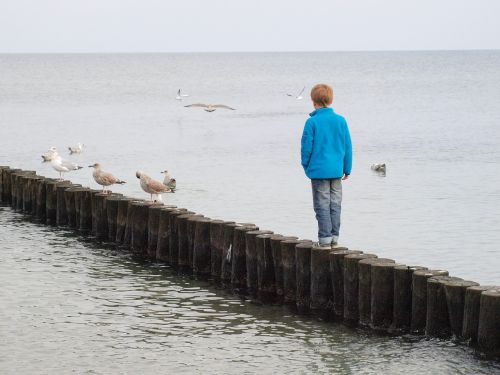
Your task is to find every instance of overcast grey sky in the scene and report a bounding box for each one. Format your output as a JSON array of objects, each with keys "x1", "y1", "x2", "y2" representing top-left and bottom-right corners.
[{"x1": 1, "y1": 0, "x2": 499, "y2": 53}]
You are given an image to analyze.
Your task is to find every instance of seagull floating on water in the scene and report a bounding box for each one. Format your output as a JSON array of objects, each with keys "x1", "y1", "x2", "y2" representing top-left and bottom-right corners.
[
  {"x1": 50, "y1": 154, "x2": 83, "y2": 180},
  {"x1": 68, "y1": 143, "x2": 84, "y2": 154},
  {"x1": 176, "y1": 89, "x2": 189, "y2": 101},
  {"x1": 371, "y1": 163, "x2": 386, "y2": 173},
  {"x1": 136, "y1": 171, "x2": 172, "y2": 202},
  {"x1": 41, "y1": 146, "x2": 58, "y2": 162},
  {"x1": 184, "y1": 103, "x2": 235, "y2": 112},
  {"x1": 89, "y1": 163, "x2": 126, "y2": 193},
  {"x1": 287, "y1": 86, "x2": 305, "y2": 100}
]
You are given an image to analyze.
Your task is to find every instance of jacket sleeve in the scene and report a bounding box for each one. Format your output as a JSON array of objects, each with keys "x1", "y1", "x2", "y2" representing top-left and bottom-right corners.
[
  {"x1": 343, "y1": 122, "x2": 353, "y2": 175},
  {"x1": 301, "y1": 120, "x2": 314, "y2": 171}
]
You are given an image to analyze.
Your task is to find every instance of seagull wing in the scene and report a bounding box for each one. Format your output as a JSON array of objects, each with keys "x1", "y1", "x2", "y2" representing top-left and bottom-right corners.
[
  {"x1": 185, "y1": 103, "x2": 208, "y2": 108},
  {"x1": 98, "y1": 171, "x2": 120, "y2": 185},
  {"x1": 213, "y1": 104, "x2": 236, "y2": 110},
  {"x1": 177, "y1": 89, "x2": 181, "y2": 96},
  {"x1": 148, "y1": 178, "x2": 172, "y2": 193},
  {"x1": 60, "y1": 159, "x2": 82, "y2": 170},
  {"x1": 297, "y1": 86, "x2": 305, "y2": 97}
]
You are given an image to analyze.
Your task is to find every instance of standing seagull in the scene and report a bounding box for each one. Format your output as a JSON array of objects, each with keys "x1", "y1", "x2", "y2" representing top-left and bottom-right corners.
[
  {"x1": 161, "y1": 170, "x2": 176, "y2": 192},
  {"x1": 68, "y1": 143, "x2": 84, "y2": 154},
  {"x1": 41, "y1": 146, "x2": 58, "y2": 162},
  {"x1": 50, "y1": 155, "x2": 83, "y2": 180},
  {"x1": 89, "y1": 163, "x2": 126, "y2": 193},
  {"x1": 136, "y1": 171, "x2": 172, "y2": 202},
  {"x1": 176, "y1": 89, "x2": 190, "y2": 101},
  {"x1": 287, "y1": 86, "x2": 305, "y2": 100},
  {"x1": 184, "y1": 103, "x2": 235, "y2": 112}
]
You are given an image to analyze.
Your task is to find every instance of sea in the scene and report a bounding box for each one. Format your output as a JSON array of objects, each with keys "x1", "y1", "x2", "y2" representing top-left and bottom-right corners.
[{"x1": 1, "y1": 51, "x2": 499, "y2": 374}]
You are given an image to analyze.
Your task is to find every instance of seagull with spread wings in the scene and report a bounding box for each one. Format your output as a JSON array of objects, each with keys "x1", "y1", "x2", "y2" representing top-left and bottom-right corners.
[
  {"x1": 287, "y1": 86, "x2": 305, "y2": 100},
  {"x1": 184, "y1": 103, "x2": 235, "y2": 112},
  {"x1": 176, "y1": 89, "x2": 189, "y2": 101}
]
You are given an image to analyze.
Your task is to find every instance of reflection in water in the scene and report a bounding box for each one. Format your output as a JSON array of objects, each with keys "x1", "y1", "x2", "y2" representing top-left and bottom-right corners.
[{"x1": 1, "y1": 208, "x2": 499, "y2": 375}]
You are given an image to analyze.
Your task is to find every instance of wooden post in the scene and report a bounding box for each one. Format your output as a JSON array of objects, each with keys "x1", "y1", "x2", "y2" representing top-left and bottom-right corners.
[
  {"x1": 115, "y1": 198, "x2": 136, "y2": 244},
  {"x1": 123, "y1": 199, "x2": 145, "y2": 247},
  {"x1": 5, "y1": 169, "x2": 21, "y2": 207},
  {"x1": 13, "y1": 171, "x2": 36, "y2": 210},
  {"x1": 245, "y1": 229, "x2": 274, "y2": 297},
  {"x1": 221, "y1": 223, "x2": 244, "y2": 285},
  {"x1": 36, "y1": 178, "x2": 53, "y2": 223},
  {"x1": 343, "y1": 253, "x2": 378, "y2": 325},
  {"x1": 64, "y1": 186, "x2": 84, "y2": 228},
  {"x1": 391, "y1": 265, "x2": 428, "y2": 332},
  {"x1": 370, "y1": 261, "x2": 402, "y2": 331},
  {"x1": 193, "y1": 218, "x2": 213, "y2": 277},
  {"x1": 281, "y1": 239, "x2": 308, "y2": 305},
  {"x1": 231, "y1": 225, "x2": 258, "y2": 293},
  {"x1": 296, "y1": 241, "x2": 313, "y2": 314},
  {"x1": 91, "y1": 192, "x2": 110, "y2": 240},
  {"x1": 156, "y1": 206, "x2": 179, "y2": 262},
  {"x1": 0, "y1": 166, "x2": 8, "y2": 203},
  {"x1": 105, "y1": 195, "x2": 126, "y2": 242},
  {"x1": 130, "y1": 201, "x2": 154, "y2": 258},
  {"x1": 210, "y1": 220, "x2": 234, "y2": 282},
  {"x1": 177, "y1": 212, "x2": 199, "y2": 270},
  {"x1": 426, "y1": 275, "x2": 463, "y2": 338},
  {"x1": 56, "y1": 182, "x2": 75, "y2": 226},
  {"x1": 477, "y1": 288, "x2": 500, "y2": 356},
  {"x1": 442, "y1": 279, "x2": 479, "y2": 338},
  {"x1": 410, "y1": 269, "x2": 449, "y2": 333},
  {"x1": 187, "y1": 214, "x2": 205, "y2": 269},
  {"x1": 358, "y1": 258, "x2": 394, "y2": 327},
  {"x1": 46, "y1": 180, "x2": 69, "y2": 225},
  {"x1": 310, "y1": 247, "x2": 333, "y2": 319},
  {"x1": 168, "y1": 209, "x2": 191, "y2": 267},
  {"x1": 462, "y1": 285, "x2": 494, "y2": 344},
  {"x1": 147, "y1": 204, "x2": 167, "y2": 260},
  {"x1": 330, "y1": 250, "x2": 363, "y2": 320},
  {"x1": 256, "y1": 233, "x2": 276, "y2": 302},
  {"x1": 23, "y1": 175, "x2": 43, "y2": 214},
  {"x1": 270, "y1": 235, "x2": 298, "y2": 301}
]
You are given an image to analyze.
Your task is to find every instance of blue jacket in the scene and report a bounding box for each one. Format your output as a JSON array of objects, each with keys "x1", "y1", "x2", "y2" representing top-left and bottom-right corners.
[{"x1": 301, "y1": 107, "x2": 352, "y2": 179}]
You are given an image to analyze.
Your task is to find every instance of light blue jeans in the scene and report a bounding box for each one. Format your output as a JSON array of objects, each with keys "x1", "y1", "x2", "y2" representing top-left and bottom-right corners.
[{"x1": 311, "y1": 178, "x2": 342, "y2": 245}]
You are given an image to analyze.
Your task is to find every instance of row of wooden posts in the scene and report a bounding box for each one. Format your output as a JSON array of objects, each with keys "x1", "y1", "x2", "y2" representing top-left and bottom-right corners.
[{"x1": 0, "y1": 166, "x2": 499, "y2": 358}]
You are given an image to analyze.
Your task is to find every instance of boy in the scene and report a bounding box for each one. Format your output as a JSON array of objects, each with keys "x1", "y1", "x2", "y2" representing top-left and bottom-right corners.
[{"x1": 301, "y1": 83, "x2": 352, "y2": 249}]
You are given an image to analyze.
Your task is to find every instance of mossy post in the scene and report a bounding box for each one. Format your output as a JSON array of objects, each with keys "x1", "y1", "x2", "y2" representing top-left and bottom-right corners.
[
  {"x1": 296, "y1": 241, "x2": 313, "y2": 314},
  {"x1": 147, "y1": 204, "x2": 167, "y2": 260},
  {"x1": 231, "y1": 225, "x2": 258, "y2": 293},
  {"x1": 410, "y1": 269, "x2": 449, "y2": 334},
  {"x1": 330, "y1": 250, "x2": 362, "y2": 320},
  {"x1": 425, "y1": 276, "x2": 463, "y2": 338},
  {"x1": 359, "y1": 258, "x2": 396, "y2": 327},
  {"x1": 343, "y1": 253, "x2": 377, "y2": 325},
  {"x1": 442, "y1": 279, "x2": 479, "y2": 338},
  {"x1": 391, "y1": 265, "x2": 427, "y2": 332},
  {"x1": 462, "y1": 285, "x2": 494, "y2": 344},
  {"x1": 156, "y1": 206, "x2": 179, "y2": 262},
  {"x1": 193, "y1": 218, "x2": 213, "y2": 277},
  {"x1": 245, "y1": 229, "x2": 273, "y2": 297},
  {"x1": 477, "y1": 288, "x2": 500, "y2": 357}
]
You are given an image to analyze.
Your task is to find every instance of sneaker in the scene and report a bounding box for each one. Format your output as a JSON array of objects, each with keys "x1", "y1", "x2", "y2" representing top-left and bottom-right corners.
[
  {"x1": 331, "y1": 241, "x2": 339, "y2": 248},
  {"x1": 313, "y1": 242, "x2": 332, "y2": 250}
]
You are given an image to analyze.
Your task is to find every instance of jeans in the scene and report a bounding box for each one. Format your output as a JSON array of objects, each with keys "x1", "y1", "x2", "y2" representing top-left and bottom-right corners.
[{"x1": 311, "y1": 178, "x2": 342, "y2": 244}]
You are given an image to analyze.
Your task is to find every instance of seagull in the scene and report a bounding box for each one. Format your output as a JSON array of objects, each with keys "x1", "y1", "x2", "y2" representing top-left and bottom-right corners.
[
  {"x1": 136, "y1": 171, "x2": 172, "y2": 202},
  {"x1": 50, "y1": 155, "x2": 83, "y2": 180},
  {"x1": 41, "y1": 146, "x2": 58, "y2": 162},
  {"x1": 68, "y1": 143, "x2": 84, "y2": 154},
  {"x1": 371, "y1": 163, "x2": 386, "y2": 173},
  {"x1": 160, "y1": 170, "x2": 176, "y2": 191},
  {"x1": 89, "y1": 163, "x2": 126, "y2": 193},
  {"x1": 287, "y1": 86, "x2": 305, "y2": 100},
  {"x1": 184, "y1": 103, "x2": 235, "y2": 112},
  {"x1": 175, "y1": 89, "x2": 189, "y2": 101}
]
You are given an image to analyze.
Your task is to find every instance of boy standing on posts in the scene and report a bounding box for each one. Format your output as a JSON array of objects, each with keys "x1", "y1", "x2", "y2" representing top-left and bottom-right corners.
[{"x1": 301, "y1": 83, "x2": 352, "y2": 249}]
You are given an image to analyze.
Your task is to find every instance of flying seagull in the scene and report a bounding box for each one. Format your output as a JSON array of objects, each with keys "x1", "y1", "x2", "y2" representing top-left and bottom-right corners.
[
  {"x1": 89, "y1": 163, "x2": 126, "y2": 193},
  {"x1": 68, "y1": 143, "x2": 84, "y2": 154},
  {"x1": 50, "y1": 155, "x2": 83, "y2": 180},
  {"x1": 184, "y1": 103, "x2": 235, "y2": 112},
  {"x1": 287, "y1": 86, "x2": 305, "y2": 100},
  {"x1": 176, "y1": 89, "x2": 189, "y2": 100},
  {"x1": 136, "y1": 171, "x2": 172, "y2": 202},
  {"x1": 41, "y1": 146, "x2": 58, "y2": 162}
]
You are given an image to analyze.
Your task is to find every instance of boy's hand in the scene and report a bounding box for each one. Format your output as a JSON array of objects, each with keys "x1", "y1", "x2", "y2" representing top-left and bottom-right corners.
[{"x1": 342, "y1": 174, "x2": 350, "y2": 180}]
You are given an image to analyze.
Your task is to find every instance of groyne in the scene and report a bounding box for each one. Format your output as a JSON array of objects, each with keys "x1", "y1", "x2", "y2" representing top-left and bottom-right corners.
[{"x1": 1, "y1": 165, "x2": 499, "y2": 359}]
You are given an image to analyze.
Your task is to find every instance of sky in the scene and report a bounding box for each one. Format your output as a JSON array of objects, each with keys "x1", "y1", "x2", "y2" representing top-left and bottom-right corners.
[{"x1": 1, "y1": 0, "x2": 499, "y2": 53}]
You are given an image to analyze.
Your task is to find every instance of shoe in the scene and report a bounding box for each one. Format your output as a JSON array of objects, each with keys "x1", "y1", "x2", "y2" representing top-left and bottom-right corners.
[
  {"x1": 313, "y1": 242, "x2": 331, "y2": 250},
  {"x1": 331, "y1": 241, "x2": 339, "y2": 248}
]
